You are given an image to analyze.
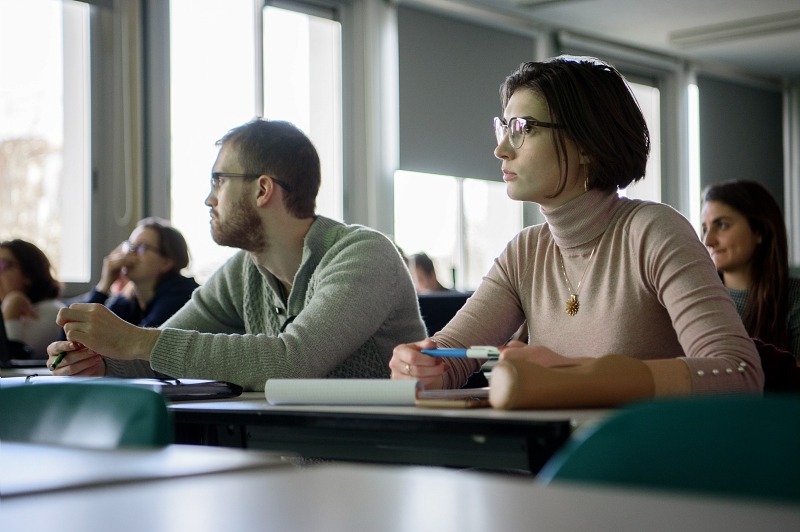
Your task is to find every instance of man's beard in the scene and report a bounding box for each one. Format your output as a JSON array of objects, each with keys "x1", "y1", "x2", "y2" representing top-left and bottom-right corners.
[{"x1": 211, "y1": 193, "x2": 266, "y2": 252}]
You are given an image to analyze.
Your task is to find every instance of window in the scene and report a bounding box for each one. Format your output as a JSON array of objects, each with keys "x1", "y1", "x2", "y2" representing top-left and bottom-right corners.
[
  {"x1": 263, "y1": 6, "x2": 342, "y2": 221},
  {"x1": 394, "y1": 171, "x2": 523, "y2": 291},
  {"x1": 170, "y1": 1, "x2": 342, "y2": 282},
  {"x1": 0, "y1": 0, "x2": 91, "y2": 282},
  {"x1": 169, "y1": 0, "x2": 256, "y2": 282},
  {"x1": 620, "y1": 81, "x2": 661, "y2": 202}
]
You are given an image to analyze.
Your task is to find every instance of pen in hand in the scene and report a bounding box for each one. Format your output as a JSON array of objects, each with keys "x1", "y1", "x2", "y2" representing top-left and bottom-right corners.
[{"x1": 50, "y1": 352, "x2": 67, "y2": 370}]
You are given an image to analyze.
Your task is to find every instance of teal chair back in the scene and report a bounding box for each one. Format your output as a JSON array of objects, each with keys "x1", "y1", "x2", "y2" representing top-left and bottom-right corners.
[
  {"x1": 537, "y1": 395, "x2": 800, "y2": 503},
  {"x1": 0, "y1": 383, "x2": 173, "y2": 448}
]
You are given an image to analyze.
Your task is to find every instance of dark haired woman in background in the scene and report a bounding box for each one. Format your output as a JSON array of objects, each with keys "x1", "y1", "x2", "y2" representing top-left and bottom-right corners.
[
  {"x1": 0, "y1": 239, "x2": 64, "y2": 357},
  {"x1": 77, "y1": 217, "x2": 199, "y2": 328},
  {"x1": 702, "y1": 180, "x2": 800, "y2": 361}
]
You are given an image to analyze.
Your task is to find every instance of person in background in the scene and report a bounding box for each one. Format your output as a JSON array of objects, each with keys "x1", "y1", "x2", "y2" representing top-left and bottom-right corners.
[
  {"x1": 701, "y1": 179, "x2": 800, "y2": 361},
  {"x1": 47, "y1": 118, "x2": 426, "y2": 389},
  {"x1": 76, "y1": 217, "x2": 199, "y2": 328},
  {"x1": 0, "y1": 239, "x2": 64, "y2": 357},
  {"x1": 390, "y1": 56, "x2": 763, "y2": 408},
  {"x1": 409, "y1": 252, "x2": 450, "y2": 293}
]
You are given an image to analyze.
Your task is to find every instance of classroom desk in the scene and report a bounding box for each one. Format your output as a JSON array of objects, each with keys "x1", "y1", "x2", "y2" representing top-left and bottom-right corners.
[
  {"x1": 0, "y1": 442, "x2": 291, "y2": 498},
  {"x1": 170, "y1": 392, "x2": 609, "y2": 473},
  {"x1": 0, "y1": 366, "x2": 48, "y2": 378},
  {"x1": 2, "y1": 460, "x2": 797, "y2": 532}
]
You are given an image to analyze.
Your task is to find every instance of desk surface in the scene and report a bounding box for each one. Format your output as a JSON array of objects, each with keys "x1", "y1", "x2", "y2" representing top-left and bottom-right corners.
[
  {"x1": 0, "y1": 442, "x2": 290, "y2": 497},
  {"x1": 170, "y1": 393, "x2": 610, "y2": 473},
  {"x1": 171, "y1": 392, "x2": 609, "y2": 425},
  {"x1": 2, "y1": 462, "x2": 797, "y2": 532}
]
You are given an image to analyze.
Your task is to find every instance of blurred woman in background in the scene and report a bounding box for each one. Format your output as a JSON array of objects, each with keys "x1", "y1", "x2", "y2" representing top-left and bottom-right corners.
[
  {"x1": 77, "y1": 217, "x2": 198, "y2": 328},
  {"x1": 0, "y1": 239, "x2": 64, "y2": 357},
  {"x1": 702, "y1": 179, "x2": 800, "y2": 361}
]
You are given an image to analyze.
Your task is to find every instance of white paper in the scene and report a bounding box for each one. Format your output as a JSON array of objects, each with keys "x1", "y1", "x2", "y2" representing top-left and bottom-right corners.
[{"x1": 264, "y1": 379, "x2": 420, "y2": 406}]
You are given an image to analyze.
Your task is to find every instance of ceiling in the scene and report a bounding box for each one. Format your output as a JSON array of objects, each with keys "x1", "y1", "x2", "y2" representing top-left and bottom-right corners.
[{"x1": 437, "y1": 0, "x2": 800, "y2": 81}]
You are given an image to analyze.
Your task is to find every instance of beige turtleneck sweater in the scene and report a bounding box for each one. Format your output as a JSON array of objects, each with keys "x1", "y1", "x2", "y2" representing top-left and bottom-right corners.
[{"x1": 435, "y1": 190, "x2": 764, "y2": 394}]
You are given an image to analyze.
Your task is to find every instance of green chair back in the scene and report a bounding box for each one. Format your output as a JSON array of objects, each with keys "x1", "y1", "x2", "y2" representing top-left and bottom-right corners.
[
  {"x1": 0, "y1": 382, "x2": 173, "y2": 448},
  {"x1": 536, "y1": 394, "x2": 800, "y2": 503}
]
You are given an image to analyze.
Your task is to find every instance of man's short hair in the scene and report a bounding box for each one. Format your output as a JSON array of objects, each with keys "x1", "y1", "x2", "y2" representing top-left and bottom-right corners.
[
  {"x1": 217, "y1": 118, "x2": 320, "y2": 218},
  {"x1": 409, "y1": 252, "x2": 436, "y2": 276}
]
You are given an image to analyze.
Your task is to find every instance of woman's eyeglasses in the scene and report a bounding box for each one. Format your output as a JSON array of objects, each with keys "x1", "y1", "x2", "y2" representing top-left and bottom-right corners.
[
  {"x1": 0, "y1": 259, "x2": 18, "y2": 272},
  {"x1": 122, "y1": 241, "x2": 161, "y2": 256},
  {"x1": 493, "y1": 116, "x2": 562, "y2": 149}
]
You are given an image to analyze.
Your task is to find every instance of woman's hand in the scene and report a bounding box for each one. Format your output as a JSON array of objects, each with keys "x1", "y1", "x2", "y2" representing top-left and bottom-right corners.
[
  {"x1": 1, "y1": 290, "x2": 37, "y2": 320},
  {"x1": 499, "y1": 340, "x2": 588, "y2": 368},
  {"x1": 97, "y1": 245, "x2": 135, "y2": 294},
  {"x1": 47, "y1": 340, "x2": 105, "y2": 376},
  {"x1": 389, "y1": 338, "x2": 449, "y2": 389}
]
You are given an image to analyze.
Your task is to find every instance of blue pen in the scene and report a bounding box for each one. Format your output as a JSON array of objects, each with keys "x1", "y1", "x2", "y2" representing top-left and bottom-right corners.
[{"x1": 421, "y1": 346, "x2": 500, "y2": 360}]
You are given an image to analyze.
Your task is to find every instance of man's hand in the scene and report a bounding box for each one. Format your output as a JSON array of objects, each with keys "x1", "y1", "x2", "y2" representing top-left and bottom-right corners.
[
  {"x1": 47, "y1": 340, "x2": 105, "y2": 376},
  {"x1": 56, "y1": 303, "x2": 160, "y2": 361}
]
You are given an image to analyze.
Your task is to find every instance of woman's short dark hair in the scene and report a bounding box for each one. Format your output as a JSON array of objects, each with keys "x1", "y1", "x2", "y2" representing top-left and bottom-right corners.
[
  {"x1": 0, "y1": 239, "x2": 61, "y2": 302},
  {"x1": 500, "y1": 55, "x2": 650, "y2": 197},
  {"x1": 136, "y1": 217, "x2": 191, "y2": 275},
  {"x1": 702, "y1": 179, "x2": 789, "y2": 349},
  {"x1": 217, "y1": 118, "x2": 320, "y2": 219}
]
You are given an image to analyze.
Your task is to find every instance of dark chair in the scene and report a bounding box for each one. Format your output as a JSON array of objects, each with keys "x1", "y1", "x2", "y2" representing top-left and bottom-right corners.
[
  {"x1": 417, "y1": 291, "x2": 472, "y2": 337},
  {"x1": 417, "y1": 291, "x2": 489, "y2": 388},
  {"x1": 536, "y1": 395, "x2": 800, "y2": 503},
  {"x1": 753, "y1": 338, "x2": 800, "y2": 392},
  {"x1": 0, "y1": 382, "x2": 173, "y2": 448}
]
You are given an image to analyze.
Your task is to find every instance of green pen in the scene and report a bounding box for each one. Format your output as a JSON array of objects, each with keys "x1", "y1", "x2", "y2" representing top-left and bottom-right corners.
[{"x1": 50, "y1": 352, "x2": 67, "y2": 370}]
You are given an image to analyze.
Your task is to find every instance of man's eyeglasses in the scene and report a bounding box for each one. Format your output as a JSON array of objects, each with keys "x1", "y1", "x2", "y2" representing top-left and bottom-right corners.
[
  {"x1": 0, "y1": 259, "x2": 18, "y2": 272},
  {"x1": 210, "y1": 172, "x2": 292, "y2": 193},
  {"x1": 493, "y1": 116, "x2": 562, "y2": 149},
  {"x1": 122, "y1": 241, "x2": 161, "y2": 256}
]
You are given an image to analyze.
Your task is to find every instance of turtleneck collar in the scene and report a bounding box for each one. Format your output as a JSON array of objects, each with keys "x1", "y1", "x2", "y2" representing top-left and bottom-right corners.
[{"x1": 541, "y1": 189, "x2": 624, "y2": 250}]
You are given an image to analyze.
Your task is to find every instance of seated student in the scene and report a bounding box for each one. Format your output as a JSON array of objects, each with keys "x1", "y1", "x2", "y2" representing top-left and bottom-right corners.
[
  {"x1": 47, "y1": 118, "x2": 426, "y2": 390},
  {"x1": 390, "y1": 56, "x2": 763, "y2": 408},
  {"x1": 409, "y1": 252, "x2": 451, "y2": 293},
  {"x1": 0, "y1": 239, "x2": 64, "y2": 357},
  {"x1": 701, "y1": 179, "x2": 800, "y2": 361},
  {"x1": 76, "y1": 217, "x2": 199, "y2": 328}
]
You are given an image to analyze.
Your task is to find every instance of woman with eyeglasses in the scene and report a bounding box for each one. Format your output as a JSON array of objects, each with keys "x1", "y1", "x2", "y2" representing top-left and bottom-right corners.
[
  {"x1": 76, "y1": 217, "x2": 199, "y2": 328},
  {"x1": 701, "y1": 180, "x2": 800, "y2": 362},
  {"x1": 0, "y1": 239, "x2": 65, "y2": 357},
  {"x1": 390, "y1": 56, "x2": 763, "y2": 408}
]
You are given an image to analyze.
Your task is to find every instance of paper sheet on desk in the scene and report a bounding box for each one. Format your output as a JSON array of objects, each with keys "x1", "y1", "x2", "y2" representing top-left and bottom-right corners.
[{"x1": 265, "y1": 379, "x2": 420, "y2": 406}]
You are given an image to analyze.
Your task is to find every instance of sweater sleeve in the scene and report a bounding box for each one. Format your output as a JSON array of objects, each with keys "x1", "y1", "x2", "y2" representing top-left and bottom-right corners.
[
  {"x1": 633, "y1": 204, "x2": 763, "y2": 393},
  {"x1": 5, "y1": 299, "x2": 66, "y2": 358},
  {"x1": 434, "y1": 230, "x2": 532, "y2": 388},
  {"x1": 105, "y1": 258, "x2": 245, "y2": 379},
  {"x1": 148, "y1": 231, "x2": 423, "y2": 390}
]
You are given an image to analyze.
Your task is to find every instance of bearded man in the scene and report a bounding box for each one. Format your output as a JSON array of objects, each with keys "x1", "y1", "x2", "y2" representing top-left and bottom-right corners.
[{"x1": 48, "y1": 119, "x2": 425, "y2": 391}]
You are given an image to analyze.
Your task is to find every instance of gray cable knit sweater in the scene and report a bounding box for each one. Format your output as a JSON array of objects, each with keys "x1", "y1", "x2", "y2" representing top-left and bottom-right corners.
[{"x1": 105, "y1": 216, "x2": 426, "y2": 390}]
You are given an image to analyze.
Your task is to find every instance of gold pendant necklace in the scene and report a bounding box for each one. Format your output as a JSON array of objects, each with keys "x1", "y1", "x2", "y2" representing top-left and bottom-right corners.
[{"x1": 557, "y1": 244, "x2": 598, "y2": 316}]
